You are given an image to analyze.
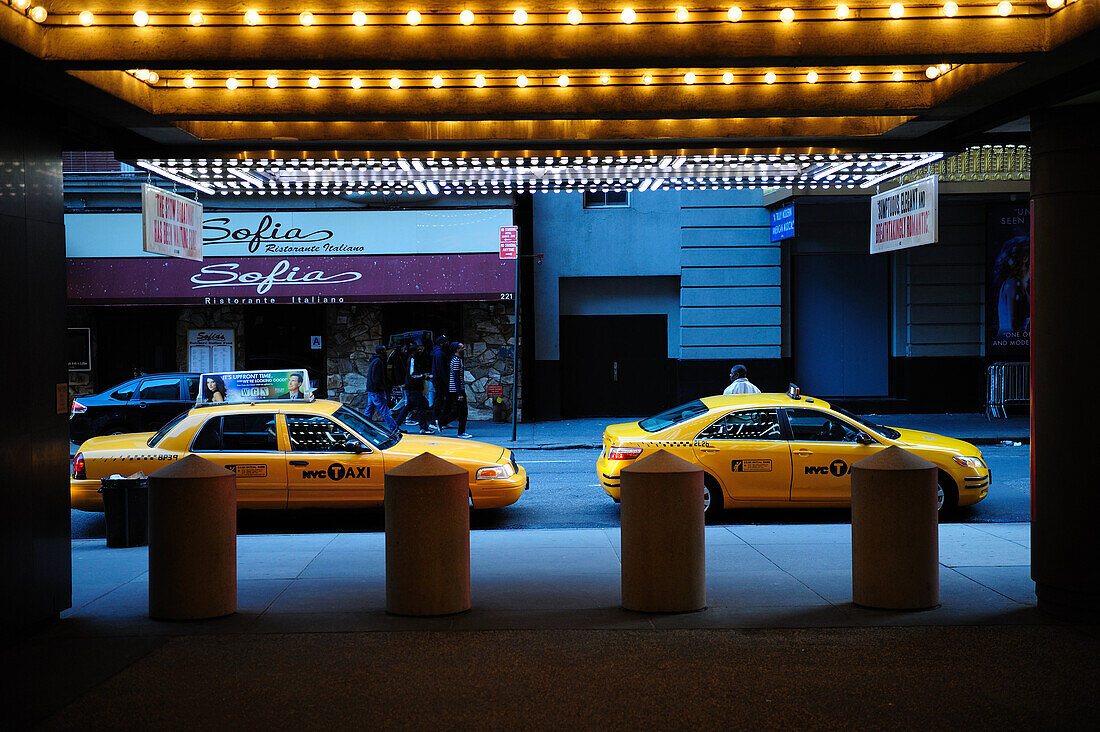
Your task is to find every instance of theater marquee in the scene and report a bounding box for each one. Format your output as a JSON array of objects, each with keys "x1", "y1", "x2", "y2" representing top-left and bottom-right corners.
[
  {"x1": 870, "y1": 175, "x2": 939, "y2": 255},
  {"x1": 65, "y1": 208, "x2": 515, "y2": 304}
]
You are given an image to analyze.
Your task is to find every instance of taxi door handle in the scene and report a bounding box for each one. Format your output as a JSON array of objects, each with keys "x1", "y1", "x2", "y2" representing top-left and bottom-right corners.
[
  {"x1": 289, "y1": 460, "x2": 308, "y2": 466},
  {"x1": 793, "y1": 449, "x2": 814, "y2": 457},
  {"x1": 699, "y1": 448, "x2": 719, "y2": 454}
]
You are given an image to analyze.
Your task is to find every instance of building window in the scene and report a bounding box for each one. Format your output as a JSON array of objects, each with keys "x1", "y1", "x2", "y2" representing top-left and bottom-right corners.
[{"x1": 583, "y1": 191, "x2": 630, "y2": 209}]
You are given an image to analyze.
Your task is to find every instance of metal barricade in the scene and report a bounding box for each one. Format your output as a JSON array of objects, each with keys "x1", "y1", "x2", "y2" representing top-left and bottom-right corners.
[{"x1": 986, "y1": 361, "x2": 1030, "y2": 419}]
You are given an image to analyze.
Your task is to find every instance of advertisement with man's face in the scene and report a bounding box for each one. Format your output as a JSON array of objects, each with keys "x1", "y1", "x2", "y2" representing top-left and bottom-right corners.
[
  {"x1": 987, "y1": 203, "x2": 1031, "y2": 356},
  {"x1": 200, "y1": 369, "x2": 311, "y2": 404}
]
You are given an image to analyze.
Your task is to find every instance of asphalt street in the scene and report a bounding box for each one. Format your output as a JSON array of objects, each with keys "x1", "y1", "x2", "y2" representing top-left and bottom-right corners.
[{"x1": 70, "y1": 444, "x2": 1031, "y2": 538}]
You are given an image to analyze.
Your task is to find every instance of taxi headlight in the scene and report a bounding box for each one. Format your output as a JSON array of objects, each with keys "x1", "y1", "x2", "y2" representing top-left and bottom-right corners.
[
  {"x1": 952, "y1": 456, "x2": 985, "y2": 469},
  {"x1": 477, "y1": 464, "x2": 515, "y2": 480}
]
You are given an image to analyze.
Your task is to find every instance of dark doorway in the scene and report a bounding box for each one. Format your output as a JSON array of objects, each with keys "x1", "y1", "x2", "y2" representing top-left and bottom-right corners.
[
  {"x1": 243, "y1": 306, "x2": 326, "y2": 393},
  {"x1": 560, "y1": 314, "x2": 671, "y2": 417},
  {"x1": 792, "y1": 253, "x2": 889, "y2": 397},
  {"x1": 94, "y1": 306, "x2": 178, "y2": 386}
]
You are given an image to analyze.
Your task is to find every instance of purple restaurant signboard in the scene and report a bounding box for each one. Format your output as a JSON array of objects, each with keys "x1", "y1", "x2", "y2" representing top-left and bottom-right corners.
[{"x1": 66, "y1": 209, "x2": 516, "y2": 305}]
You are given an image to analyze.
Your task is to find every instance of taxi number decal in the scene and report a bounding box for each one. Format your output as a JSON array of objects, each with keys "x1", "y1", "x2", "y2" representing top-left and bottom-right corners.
[
  {"x1": 805, "y1": 460, "x2": 851, "y2": 477},
  {"x1": 109, "y1": 454, "x2": 178, "y2": 462},
  {"x1": 732, "y1": 459, "x2": 772, "y2": 473},
  {"x1": 303, "y1": 463, "x2": 369, "y2": 480},
  {"x1": 227, "y1": 464, "x2": 267, "y2": 478}
]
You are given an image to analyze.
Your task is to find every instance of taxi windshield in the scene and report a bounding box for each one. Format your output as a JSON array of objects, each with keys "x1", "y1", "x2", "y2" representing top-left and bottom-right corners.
[
  {"x1": 333, "y1": 405, "x2": 400, "y2": 449},
  {"x1": 639, "y1": 400, "x2": 710, "y2": 433},
  {"x1": 147, "y1": 411, "x2": 190, "y2": 447},
  {"x1": 832, "y1": 406, "x2": 901, "y2": 440}
]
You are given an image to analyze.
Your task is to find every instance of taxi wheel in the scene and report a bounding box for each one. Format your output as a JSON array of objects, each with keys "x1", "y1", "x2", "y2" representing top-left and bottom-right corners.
[
  {"x1": 938, "y1": 471, "x2": 959, "y2": 514},
  {"x1": 703, "y1": 475, "x2": 723, "y2": 522}
]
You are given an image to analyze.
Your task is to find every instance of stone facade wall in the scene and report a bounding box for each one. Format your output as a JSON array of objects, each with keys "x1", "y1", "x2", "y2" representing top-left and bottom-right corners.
[
  {"x1": 462, "y1": 302, "x2": 519, "y2": 421},
  {"x1": 325, "y1": 304, "x2": 384, "y2": 410}
]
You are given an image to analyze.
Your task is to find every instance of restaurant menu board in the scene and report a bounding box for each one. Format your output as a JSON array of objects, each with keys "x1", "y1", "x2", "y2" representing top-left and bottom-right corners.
[{"x1": 198, "y1": 369, "x2": 311, "y2": 404}]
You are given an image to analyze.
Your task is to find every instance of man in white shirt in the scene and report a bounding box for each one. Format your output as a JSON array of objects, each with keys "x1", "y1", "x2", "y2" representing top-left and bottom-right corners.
[{"x1": 723, "y1": 364, "x2": 761, "y2": 395}]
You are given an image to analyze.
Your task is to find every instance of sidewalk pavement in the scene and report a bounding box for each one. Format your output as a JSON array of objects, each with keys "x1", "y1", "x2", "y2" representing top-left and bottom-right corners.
[
  {"x1": 9, "y1": 522, "x2": 1099, "y2": 728},
  {"x1": 463, "y1": 412, "x2": 1030, "y2": 450}
]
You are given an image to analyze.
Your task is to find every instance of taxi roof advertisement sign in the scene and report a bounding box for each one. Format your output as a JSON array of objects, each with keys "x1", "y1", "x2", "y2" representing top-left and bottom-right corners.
[
  {"x1": 870, "y1": 174, "x2": 939, "y2": 254},
  {"x1": 141, "y1": 184, "x2": 203, "y2": 261},
  {"x1": 200, "y1": 369, "x2": 311, "y2": 404}
]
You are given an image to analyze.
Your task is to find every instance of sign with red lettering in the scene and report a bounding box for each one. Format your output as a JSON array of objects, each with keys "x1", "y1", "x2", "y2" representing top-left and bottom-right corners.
[
  {"x1": 499, "y1": 226, "x2": 519, "y2": 259},
  {"x1": 142, "y1": 184, "x2": 203, "y2": 261},
  {"x1": 487, "y1": 384, "x2": 504, "y2": 398},
  {"x1": 870, "y1": 174, "x2": 938, "y2": 254}
]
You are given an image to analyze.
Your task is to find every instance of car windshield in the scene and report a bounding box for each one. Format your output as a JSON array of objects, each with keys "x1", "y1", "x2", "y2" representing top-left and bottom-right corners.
[
  {"x1": 147, "y1": 411, "x2": 190, "y2": 447},
  {"x1": 639, "y1": 400, "x2": 710, "y2": 433},
  {"x1": 333, "y1": 405, "x2": 400, "y2": 449},
  {"x1": 832, "y1": 406, "x2": 901, "y2": 440}
]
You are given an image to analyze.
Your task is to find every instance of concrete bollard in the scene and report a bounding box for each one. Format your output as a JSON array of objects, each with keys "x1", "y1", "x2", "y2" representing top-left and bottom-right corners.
[
  {"x1": 148, "y1": 455, "x2": 237, "y2": 620},
  {"x1": 385, "y1": 453, "x2": 471, "y2": 616},
  {"x1": 620, "y1": 450, "x2": 706, "y2": 613},
  {"x1": 851, "y1": 446, "x2": 940, "y2": 611}
]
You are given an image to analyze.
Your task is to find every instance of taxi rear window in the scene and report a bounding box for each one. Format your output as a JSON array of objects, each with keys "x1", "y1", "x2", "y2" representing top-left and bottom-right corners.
[
  {"x1": 639, "y1": 400, "x2": 709, "y2": 433},
  {"x1": 147, "y1": 411, "x2": 190, "y2": 447}
]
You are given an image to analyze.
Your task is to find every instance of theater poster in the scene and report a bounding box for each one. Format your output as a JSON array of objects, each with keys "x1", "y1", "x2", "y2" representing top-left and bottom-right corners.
[{"x1": 986, "y1": 203, "x2": 1030, "y2": 357}]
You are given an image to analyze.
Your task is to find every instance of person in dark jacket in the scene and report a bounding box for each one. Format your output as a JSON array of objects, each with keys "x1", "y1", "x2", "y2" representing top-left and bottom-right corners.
[
  {"x1": 430, "y1": 335, "x2": 452, "y2": 431},
  {"x1": 391, "y1": 342, "x2": 434, "y2": 434},
  {"x1": 366, "y1": 344, "x2": 399, "y2": 432}
]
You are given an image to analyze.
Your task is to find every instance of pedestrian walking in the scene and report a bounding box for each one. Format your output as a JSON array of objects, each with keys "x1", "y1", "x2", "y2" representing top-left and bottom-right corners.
[
  {"x1": 392, "y1": 342, "x2": 434, "y2": 434},
  {"x1": 366, "y1": 344, "x2": 399, "y2": 432},
  {"x1": 442, "y1": 342, "x2": 472, "y2": 438},
  {"x1": 723, "y1": 364, "x2": 762, "y2": 395},
  {"x1": 431, "y1": 335, "x2": 453, "y2": 431}
]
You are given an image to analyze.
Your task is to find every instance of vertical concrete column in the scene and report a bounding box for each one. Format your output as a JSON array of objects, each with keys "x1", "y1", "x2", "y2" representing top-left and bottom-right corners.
[
  {"x1": 148, "y1": 456, "x2": 237, "y2": 620},
  {"x1": 851, "y1": 446, "x2": 939, "y2": 611},
  {"x1": 1031, "y1": 105, "x2": 1100, "y2": 616},
  {"x1": 620, "y1": 450, "x2": 705, "y2": 613},
  {"x1": 385, "y1": 453, "x2": 471, "y2": 616}
]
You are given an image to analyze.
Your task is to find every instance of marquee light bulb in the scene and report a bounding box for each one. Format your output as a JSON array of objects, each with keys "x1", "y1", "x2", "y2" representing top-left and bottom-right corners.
[
  {"x1": 350, "y1": 76, "x2": 363, "y2": 89},
  {"x1": 406, "y1": 10, "x2": 421, "y2": 25},
  {"x1": 943, "y1": 2, "x2": 959, "y2": 16},
  {"x1": 728, "y1": 7, "x2": 742, "y2": 22},
  {"x1": 567, "y1": 9, "x2": 582, "y2": 24},
  {"x1": 460, "y1": 9, "x2": 474, "y2": 25},
  {"x1": 513, "y1": 9, "x2": 528, "y2": 24},
  {"x1": 558, "y1": 74, "x2": 569, "y2": 87},
  {"x1": 849, "y1": 70, "x2": 861, "y2": 82},
  {"x1": 806, "y1": 70, "x2": 818, "y2": 84},
  {"x1": 133, "y1": 11, "x2": 149, "y2": 26},
  {"x1": 940, "y1": 62, "x2": 950, "y2": 72},
  {"x1": 835, "y1": 4, "x2": 850, "y2": 19},
  {"x1": 189, "y1": 11, "x2": 204, "y2": 26},
  {"x1": 642, "y1": 73, "x2": 653, "y2": 84},
  {"x1": 226, "y1": 77, "x2": 239, "y2": 90},
  {"x1": 723, "y1": 71, "x2": 734, "y2": 84},
  {"x1": 892, "y1": 70, "x2": 904, "y2": 81},
  {"x1": 600, "y1": 74, "x2": 610, "y2": 84},
  {"x1": 684, "y1": 72, "x2": 696, "y2": 84},
  {"x1": 147, "y1": 72, "x2": 159, "y2": 84},
  {"x1": 134, "y1": 68, "x2": 151, "y2": 80},
  {"x1": 889, "y1": 3, "x2": 904, "y2": 18},
  {"x1": 997, "y1": 1, "x2": 1012, "y2": 15},
  {"x1": 764, "y1": 71, "x2": 777, "y2": 84},
  {"x1": 517, "y1": 74, "x2": 529, "y2": 87},
  {"x1": 79, "y1": 11, "x2": 94, "y2": 26},
  {"x1": 183, "y1": 75, "x2": 196, "y2": 88},
  {"x1": 352, "y1": 11, "x2": 367, "y2": 25},
  {"x1": 244, "y1": 10, "x2": 261, "y2": 25},
  {"x1": 13, "y1": 0, "x2": 30, "y2": 9},
  {"x1": 1047, "y1": 0, "x2": 1064, "y2": 7},
  {"x1": 926, "y1": 66, "x2": 940, "y2": 78},
  {"x1": 621, "y1": 8, "x2": 636, "y2": 23},
  {"x1": 264, "y1": 75, "x2": 279, "y2": 88},
  {"x1": 299, "y1": 11, "x2": 315, "y2": 26},
  {"x1": 675, "y1": 7, "x2": 689, "y2": 22},
  {"x1": 432, "y1": 75, "x2": 444, "y2": 87},
  {"x1": 308, "y1": 76, "x2": 320, "y2": 88},
  {"x1": 779, "y1": 8, "x2": 795, "y2": 23},
  {"x1": 474, "y1": 74, "x2": 486, "y2": 87},
  {"x1": 390, "y1": 77, "x2": 402, "y2": 89}
]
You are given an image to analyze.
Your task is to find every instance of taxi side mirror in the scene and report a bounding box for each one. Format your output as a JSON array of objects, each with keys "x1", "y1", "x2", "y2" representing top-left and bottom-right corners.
[
  {"x1": 344, "y1": 439, "x2": 367, "y2": 453},
  {"x1": 856, "y1": 432, "x2": 875, "y2": 445}
]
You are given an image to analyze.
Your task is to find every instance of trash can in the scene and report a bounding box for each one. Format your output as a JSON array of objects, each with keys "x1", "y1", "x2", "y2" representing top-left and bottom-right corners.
[{"x1": 100, "y1": 474, "x2": 149, "y2": 548}]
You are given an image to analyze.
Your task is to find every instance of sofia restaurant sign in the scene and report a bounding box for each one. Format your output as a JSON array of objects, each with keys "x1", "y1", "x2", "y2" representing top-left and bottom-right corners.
[{"x1": 66, "y1": 208, "x2": 515, "y2": 305}]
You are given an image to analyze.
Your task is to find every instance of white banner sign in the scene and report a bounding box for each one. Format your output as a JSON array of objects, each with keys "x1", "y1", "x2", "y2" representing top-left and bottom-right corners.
[
  {"x1": 69, "y1": 208, "x2": 512, "y2": 259},
  {"x1": 870, "y1": 174, "x2": 939, "y2": 254},
  {"x1": 141, "y1": 184, "x2": 203, "y2": 261}
]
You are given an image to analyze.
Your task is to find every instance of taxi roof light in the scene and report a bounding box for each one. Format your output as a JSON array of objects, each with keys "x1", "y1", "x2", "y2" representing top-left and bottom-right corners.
[{"x1": 786, "y1": 384, "x2": 801, "y2": 400}]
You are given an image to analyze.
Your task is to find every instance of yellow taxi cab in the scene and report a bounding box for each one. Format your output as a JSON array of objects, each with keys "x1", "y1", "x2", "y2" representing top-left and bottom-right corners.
[
  {"x1": 71, "y1": 399, "x2": 527, "y2": 512},
  {"x1": 597, "y1": 386, "x2": 990, "y2": 517}
]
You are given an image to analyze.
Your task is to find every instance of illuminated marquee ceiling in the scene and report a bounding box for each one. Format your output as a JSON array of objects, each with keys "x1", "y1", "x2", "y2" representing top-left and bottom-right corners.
[{"x1": 3, "y1": 1, "x2": 1099, "y2": 162}]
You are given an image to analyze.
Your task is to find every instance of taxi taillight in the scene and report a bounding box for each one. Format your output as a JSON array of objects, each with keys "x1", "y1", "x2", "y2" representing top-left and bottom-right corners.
[
  {"x1": 70, "y1": 400, "x2": 87, "y2": 417},
  {"x1": 72, "y1": 452, "x2": 86, "y2": 479},
  {"x1": 608, "y1": 446, "x2": 643, "y2": 461}
]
